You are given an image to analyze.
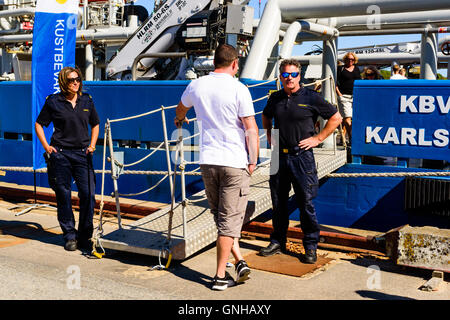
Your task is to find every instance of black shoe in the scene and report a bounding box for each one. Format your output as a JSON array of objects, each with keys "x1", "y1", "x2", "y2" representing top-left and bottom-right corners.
[
  {"x1": 259, "y1": 242, "x2": 283, "y2": 257},
  {"x1": 212, "y1": 271, "x2": 235, "y2": 291},
  {"x1": 235, "y1": 260, "x2": 251, "y2": 283},
  {"x1": 64, "y1": 239, "x2": 77, "y2": 251},
  {"x1": 304, "y1": 249, "x2": 317, "y2": 264}
]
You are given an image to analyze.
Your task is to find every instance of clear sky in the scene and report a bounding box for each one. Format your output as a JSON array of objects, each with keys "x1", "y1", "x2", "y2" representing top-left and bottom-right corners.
[{"x1": 136, "y1": 0, "x2": 447, "y2": 75}]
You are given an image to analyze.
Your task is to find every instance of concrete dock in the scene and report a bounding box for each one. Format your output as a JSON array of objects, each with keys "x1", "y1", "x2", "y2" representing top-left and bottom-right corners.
[{"x1": 0, "y1": 198, "x2": 448, "y2": 306}]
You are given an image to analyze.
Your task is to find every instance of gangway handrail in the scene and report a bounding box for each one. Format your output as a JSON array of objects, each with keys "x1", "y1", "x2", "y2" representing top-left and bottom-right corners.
[
  {"x1": 94, "y1": 80, "x2": 281, "y2": 253},
  {"x1": 118, "y1": 173, "x2": 170, "y2": 197},
  {"x1": 120, "y1": 141, "x2": 165, "y2": 168},
  {"x1": 245, "y1": 78, "x2": 277, "y2": 88}
]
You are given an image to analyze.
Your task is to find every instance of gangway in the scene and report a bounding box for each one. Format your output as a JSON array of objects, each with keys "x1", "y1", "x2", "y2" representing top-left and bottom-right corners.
[
  {"x1": 98, "y1": 149, "x2": 346, "y2": 260},
  {"x1": 95, "y1": 77, "x2": 347, "y2": 261}
]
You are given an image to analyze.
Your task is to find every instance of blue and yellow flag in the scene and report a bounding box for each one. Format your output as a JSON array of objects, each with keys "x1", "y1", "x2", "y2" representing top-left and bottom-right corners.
[{"x1": 31, "y1": 0, "x2": 79, "y2": 169}]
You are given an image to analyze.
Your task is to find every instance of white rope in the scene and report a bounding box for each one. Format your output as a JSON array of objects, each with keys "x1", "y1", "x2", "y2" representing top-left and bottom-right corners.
[
  {"x1": 3, "y1": 166, "x2": 447, "y2": 178},
  {"x1": 183, "y1": 170, "x2": 202, "y2": 176},
  {"x1": 186, "y1": 196, "x2": 208, "y2": 203},
  {"x1": 99, "y1": 169, "x2": 202, "y2": 176},
  {"x1": 182, "y1": 160, "x2": 200, "y2": 165},
  {"x1": 182, "y1": 132, "x2": 200, "y2": 141},
  {"x1": 246, "y1": 79, "x2": 277, "y2": 88},
  {"x1": 108, "y1": 108, "x2": 161, "y2": 123},
  {"x1": 108, "y1": 104, "x2": 177, "y2": 123},
  {"x1": 327, "y1": 171, "x2": 450, "y2": 178},
  {"x1": 252, "y1": 94, "x2": 269, "y2": 103},
  {"x1": 162, "y1": 105, "x2": 177, "y2": 110},
  {"x1": 121, "y1": 141, "x2": 165, "y2": 168},
  {"x1": 303, "y1": 75, "x2": 332, "y2": 88},
  {"x1": 0, "y1": 167, "x2": 47, "y2": 173},
  {"x1": 118, "y1": 173, "x2": 169, "y2": 197}
]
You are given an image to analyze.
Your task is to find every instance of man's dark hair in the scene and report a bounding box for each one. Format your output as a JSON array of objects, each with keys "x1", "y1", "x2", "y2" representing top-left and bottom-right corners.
[
  {"x1": 279, "y1": 59, "x2": 301, "y2": 73},
  {"x1": 214, "y1": 44, "x2": 238, "y2": 69}
]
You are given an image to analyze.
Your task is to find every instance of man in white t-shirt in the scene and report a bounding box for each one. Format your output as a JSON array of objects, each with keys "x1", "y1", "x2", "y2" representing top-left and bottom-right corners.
[{"x1": 175, "y1": 44, "x2": 259, "y2": 291}]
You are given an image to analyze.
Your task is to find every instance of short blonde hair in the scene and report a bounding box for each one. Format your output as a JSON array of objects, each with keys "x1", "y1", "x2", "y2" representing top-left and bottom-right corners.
[
  {"x1": 58, "y1": 66, "x2": 83, "y2": 96},
  {"x1": 343, "y1": 52, "x2": 358, "y2": 64}
]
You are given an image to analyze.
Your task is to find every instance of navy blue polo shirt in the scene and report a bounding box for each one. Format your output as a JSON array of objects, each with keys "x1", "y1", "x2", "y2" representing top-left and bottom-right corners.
[
  {"x1": 36, "y1": 92, "x2": 100, "y2": 148},
  {"x1": 263, "y1": 87, "x2": 337, "y2": 150}
]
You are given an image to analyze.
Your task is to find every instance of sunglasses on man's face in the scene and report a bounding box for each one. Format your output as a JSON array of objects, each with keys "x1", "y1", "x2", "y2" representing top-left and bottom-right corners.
[
  {"x1": 280, "y1": 72, "x2": 299, "y2": 78},
  {"x1": 68, "y1": 77, "x2": 81, "y2": 84}
]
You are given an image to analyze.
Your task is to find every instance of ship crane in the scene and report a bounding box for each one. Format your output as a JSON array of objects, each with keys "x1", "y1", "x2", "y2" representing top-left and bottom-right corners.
[{"x1": 106, "y1": 0, "x2": 253, "y2": 80}]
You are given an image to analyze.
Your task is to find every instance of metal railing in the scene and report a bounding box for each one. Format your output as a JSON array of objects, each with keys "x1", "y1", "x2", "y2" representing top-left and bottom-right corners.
[{"x1": 97, "y1": 80, "x2": 279, "y2": 242}]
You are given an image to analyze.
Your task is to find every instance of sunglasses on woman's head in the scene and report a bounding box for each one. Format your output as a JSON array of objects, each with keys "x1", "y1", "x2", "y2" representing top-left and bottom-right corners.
[{"x1": 280, "y1": 72, "x2": 299, "y2": 78}]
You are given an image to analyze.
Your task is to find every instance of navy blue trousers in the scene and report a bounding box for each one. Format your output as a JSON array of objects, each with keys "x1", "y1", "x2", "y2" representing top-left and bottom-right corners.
[
  {"x1": 269, "y1": 149, "x2": 320, "y2": 250},
  {"x1": 47, "y1": 148, "x2": 96, "y2": 244}
]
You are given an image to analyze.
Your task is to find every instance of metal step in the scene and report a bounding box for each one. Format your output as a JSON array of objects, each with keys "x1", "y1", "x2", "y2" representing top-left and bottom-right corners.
[{"x1": 99, "y1": 148, "x2": 347, "y2": 260}]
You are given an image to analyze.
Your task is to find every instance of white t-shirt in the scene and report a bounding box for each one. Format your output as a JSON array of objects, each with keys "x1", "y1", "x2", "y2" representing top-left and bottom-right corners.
[
  {"x1": 390, "y1": 74, "x2": 407, "y2": 80},
  {"x1": 181, "y1": 72, "x2": 255, "y2": 168}
]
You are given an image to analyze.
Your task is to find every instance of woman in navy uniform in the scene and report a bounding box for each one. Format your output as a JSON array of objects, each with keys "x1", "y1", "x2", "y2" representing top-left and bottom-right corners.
[{"x1": 35, "y1": 66, "x2": 100, "y2": 252}]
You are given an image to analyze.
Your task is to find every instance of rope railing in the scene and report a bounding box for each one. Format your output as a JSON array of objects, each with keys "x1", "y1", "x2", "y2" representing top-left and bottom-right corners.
[
  {"x1": 0, "y1": 166, "x2": 203, "y2": 176},
  {"x1": 120, "y1": 141, "x2": 165, "y2": 168},
  {"x1": 327, "y1": 171, "x2": 450, "y2": 178},
  {"x1": 303, "y1": 75, "x2": 332, "y2": 88},
  {"x1": 181, "y1": 132, "x2": 200, "y2": 141},
  {"x1": 108, "y1": 104, "x2": 178, "y2": 123},
  {"x1": 252, "y1": 94, "x2": 269, "y2": 103},
  {"x1": 108, "y1": 107, "x2": 164, "y2": 123},
  {"x1": 245, "y1": 78, "x2": 277, "y2": 88},
  {"x1": 182, "y1": 160, "x2": 200, "y2": 166},
  {"x1": 3, "y1": 166, "x2": 447, "y2": 178},
  {"x1": 117, "y1": 173, "x2": 170, "y2": 197}
]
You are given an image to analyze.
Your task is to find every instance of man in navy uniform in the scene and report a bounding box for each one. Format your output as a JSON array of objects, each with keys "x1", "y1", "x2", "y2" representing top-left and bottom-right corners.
[{"x1": 260, "y1": 59, "x2": 342, "y2": 263}]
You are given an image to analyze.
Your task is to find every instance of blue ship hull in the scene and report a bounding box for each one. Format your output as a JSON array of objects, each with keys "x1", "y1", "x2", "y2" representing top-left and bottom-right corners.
[{"x1": 0, "y1": 80, "x2": 448, "y2": 231}]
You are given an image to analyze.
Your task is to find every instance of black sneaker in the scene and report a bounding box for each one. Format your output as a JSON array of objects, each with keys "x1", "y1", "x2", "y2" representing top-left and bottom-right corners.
[
  {"x1": 64, "y1": 239, "x2": 77, "y2": 251},
  {"x1": 235, "y1": 260, "x2": 251, "y2": 283},
  {"x1": 212, "y1": 271, "x2": 235, "y2": 291}
]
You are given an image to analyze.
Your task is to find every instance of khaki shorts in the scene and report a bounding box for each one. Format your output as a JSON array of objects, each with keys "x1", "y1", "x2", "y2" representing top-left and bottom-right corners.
[
  {"x1": 200, "y1": 164, "x2": 251, "y2": 238},
  {"x1": 338, "y1": 94, "x2": 353, "y2": 118}
]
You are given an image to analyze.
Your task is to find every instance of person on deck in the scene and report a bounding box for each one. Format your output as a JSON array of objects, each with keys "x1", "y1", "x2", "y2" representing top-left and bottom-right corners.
[
  {"x1": 336, "y1": 52, "x2": 361, "y2": 144},
  {"x1": 390, "y1": 64, "x2": 407, "y2": 79}
]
